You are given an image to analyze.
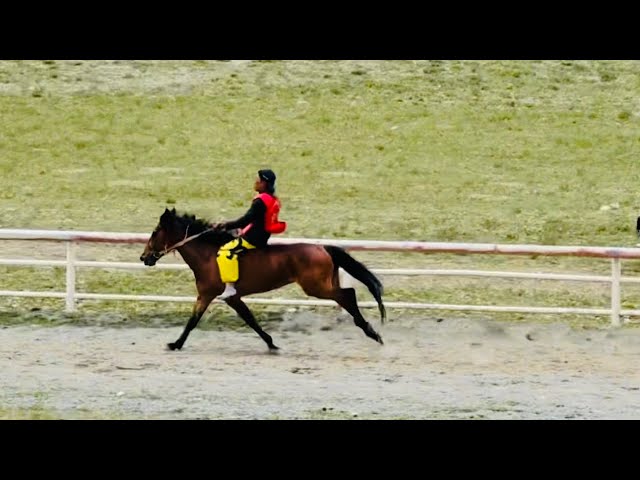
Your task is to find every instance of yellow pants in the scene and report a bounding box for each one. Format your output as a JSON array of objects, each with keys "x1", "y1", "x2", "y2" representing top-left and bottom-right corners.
[{"x1": 216, "y1": 238, "x2": 256, "y2": 283}]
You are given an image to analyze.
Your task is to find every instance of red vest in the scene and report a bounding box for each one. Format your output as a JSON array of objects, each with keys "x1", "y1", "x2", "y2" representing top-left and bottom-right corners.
[{"x1": 241, "y1": 193, "x2": 287, "y2": 235}]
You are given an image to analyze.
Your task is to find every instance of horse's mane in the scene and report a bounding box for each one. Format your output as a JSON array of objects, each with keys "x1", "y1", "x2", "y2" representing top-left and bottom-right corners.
[{"x1": 167, "y1": 209, "x2": 235, "y2": 246}]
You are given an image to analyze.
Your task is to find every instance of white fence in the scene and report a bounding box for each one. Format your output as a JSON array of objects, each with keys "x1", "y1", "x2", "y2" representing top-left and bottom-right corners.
[{"x1": 2, "y1": 228, "x2": 640, "y2": 326}]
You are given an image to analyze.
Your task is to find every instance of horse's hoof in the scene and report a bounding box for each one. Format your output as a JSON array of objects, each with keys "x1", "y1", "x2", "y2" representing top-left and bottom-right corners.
[
  {"x1": 167, "y1": 342, "x2": 181, "y2": 351},
  {"x1": 268, "y1": 344, "x2": 280, "y2": 352}
]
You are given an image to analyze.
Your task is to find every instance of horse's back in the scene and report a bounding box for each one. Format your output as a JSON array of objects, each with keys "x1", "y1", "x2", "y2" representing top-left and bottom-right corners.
[
  {"x1": 247, "y1": 242, "x2": 328, "y2": 260},
  {"x1": 239, "y1": 243, "x2": 331, "y2": 272},
  {"x1": 273, "y1": 242, "x2": 325, "y2": 250}
]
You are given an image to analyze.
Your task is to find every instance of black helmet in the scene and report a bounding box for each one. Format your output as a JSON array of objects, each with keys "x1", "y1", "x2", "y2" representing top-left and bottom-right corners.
[{"x1": 258, "y1": 169, "x2": 276, "y2": 184}]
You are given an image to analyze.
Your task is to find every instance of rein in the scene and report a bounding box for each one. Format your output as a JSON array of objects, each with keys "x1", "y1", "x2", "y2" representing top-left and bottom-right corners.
[{"x1": 153, "y1": 226, "x2": 215, "y2": 259}]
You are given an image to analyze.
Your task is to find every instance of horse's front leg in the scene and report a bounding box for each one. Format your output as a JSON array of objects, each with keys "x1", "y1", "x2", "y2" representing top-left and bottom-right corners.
[
  {"x1": 224, "y1": 296, "x2": 279, "y2": 351},
  {"x1": 168, "y1": 294, "x2": 214, "y2": 351}
]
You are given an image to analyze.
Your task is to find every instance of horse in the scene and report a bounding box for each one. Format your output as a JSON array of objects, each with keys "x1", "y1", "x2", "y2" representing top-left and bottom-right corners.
[{"x1": 139, "y1": 208, "x2": 386, "y2": 351}]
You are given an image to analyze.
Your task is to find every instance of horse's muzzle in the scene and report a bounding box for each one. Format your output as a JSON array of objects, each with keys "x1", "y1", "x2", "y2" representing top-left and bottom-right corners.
[{"x1": 141, "y1": 254, "x2": 158, "y2": 266}]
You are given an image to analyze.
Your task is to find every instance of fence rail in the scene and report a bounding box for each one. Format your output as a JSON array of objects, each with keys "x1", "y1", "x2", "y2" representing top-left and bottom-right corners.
[{"x1": 2, "y1": 229, "x2": 640, "y2": 325}]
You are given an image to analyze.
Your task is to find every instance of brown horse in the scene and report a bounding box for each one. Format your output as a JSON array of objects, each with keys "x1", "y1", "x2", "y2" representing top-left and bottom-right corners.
[{"x1": 139, "y1": 208, "x2": 386, "y2": 351}]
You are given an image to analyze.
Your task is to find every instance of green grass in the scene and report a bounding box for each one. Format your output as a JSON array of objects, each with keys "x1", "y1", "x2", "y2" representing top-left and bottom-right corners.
[
  {"x1": 0, "y1": 407, "x2": 61, "y2": 420},
  {"x1": 0, "y1": 389, "x2": 124, "y2": 419},
  {"x1": 2, "y1": 60, "x2": 640, "y2": 327},
  {"x1": 0, "y1": 405, "x2": 125, "y2": 420},
  {"x1": 0, "y1": 405, "x2": 124, "y2": 419}
]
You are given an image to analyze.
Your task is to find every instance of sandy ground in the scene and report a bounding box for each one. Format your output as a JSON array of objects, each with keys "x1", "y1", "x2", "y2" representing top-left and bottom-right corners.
[{"x1": 2, "y1": 313, "x2": 640, "y2": 419}]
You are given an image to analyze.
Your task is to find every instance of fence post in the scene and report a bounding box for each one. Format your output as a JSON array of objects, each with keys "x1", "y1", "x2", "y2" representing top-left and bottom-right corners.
[
  {"x1": 611, "y1": 257, "x2": 621, "y2": 327},
  {"x1": 65, "y1": 241, "x2": 76, "y2": 313}
]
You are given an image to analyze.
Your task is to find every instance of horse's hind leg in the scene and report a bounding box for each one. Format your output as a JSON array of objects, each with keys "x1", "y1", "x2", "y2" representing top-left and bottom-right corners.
[
  {"x1": 168, "y1": 294, "x2": 214, "y2": 351},
  {"x1": 224, "y1": 297, "x2": 279, "y2": 351},
  {"x1": 333, "y1": 287, "x2": 384, "y2": 345},
  {"x1": 301, "y1": 277, "x2": 383, "y2": 345}
]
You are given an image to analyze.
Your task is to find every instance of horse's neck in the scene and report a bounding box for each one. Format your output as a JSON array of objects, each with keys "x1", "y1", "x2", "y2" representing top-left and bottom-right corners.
[
  {"x1": 175, "y1": 241, "x2": 217, "y2": 273},
  {"x1": 171, "y1": 226, "x2": 231, "y2": 270}
]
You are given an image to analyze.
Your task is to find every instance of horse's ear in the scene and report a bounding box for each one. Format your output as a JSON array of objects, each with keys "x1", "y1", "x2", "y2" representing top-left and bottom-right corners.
[
  {"x1": 171, "y1": 208, "x2": 176, "y2": 214},
  {"x1": 160, "y1": 208, "x2": 172, "y2": 226}
]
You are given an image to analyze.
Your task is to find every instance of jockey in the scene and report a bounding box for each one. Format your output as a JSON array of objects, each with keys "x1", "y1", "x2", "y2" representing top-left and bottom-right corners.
[{"x1": 212, "y1": 169, "x2": 287, "y2": 300}]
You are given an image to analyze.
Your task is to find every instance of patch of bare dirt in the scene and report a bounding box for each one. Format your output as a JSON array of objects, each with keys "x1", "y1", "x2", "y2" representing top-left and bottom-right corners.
[{"x1": 2, "y1": 314, "x2": 640, "y2": 419}]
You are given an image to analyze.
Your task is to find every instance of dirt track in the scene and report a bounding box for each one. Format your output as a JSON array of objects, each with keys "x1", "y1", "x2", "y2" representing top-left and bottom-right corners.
[{"x1": 2, "y1": 313, "x2": 640, "y2": 419}]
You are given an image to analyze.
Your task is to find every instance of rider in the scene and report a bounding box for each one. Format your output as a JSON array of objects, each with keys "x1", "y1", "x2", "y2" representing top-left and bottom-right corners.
[{"x1": 213, "y1": 169, "x2": 287, "y2": 300}]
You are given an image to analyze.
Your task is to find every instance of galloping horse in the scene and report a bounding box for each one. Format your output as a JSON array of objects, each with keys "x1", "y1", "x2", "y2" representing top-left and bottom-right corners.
[{"x1": 140, "y1": 208, "x2": 386, "y2": 351}]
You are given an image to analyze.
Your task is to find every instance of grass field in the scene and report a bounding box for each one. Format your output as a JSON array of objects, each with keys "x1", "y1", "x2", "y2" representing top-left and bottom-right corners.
[{"x1": 2, "y1": 60, "x2": 640, "y2": 328}]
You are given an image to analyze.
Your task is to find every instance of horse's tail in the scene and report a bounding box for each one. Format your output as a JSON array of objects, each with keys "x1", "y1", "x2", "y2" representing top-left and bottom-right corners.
[{"x1": 324, "y1": 245, "x2": 386, "y2": 324}]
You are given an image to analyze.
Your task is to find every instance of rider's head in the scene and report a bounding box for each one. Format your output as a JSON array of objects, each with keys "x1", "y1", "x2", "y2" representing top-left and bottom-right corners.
[{"x1": 255, "y1": 169, "x2": 276, "y2": 194}]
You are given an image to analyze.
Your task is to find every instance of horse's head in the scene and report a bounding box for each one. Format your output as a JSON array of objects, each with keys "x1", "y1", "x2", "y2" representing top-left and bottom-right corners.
[
  {"x1": 140, "y1": 208, "x2": 231, "y2": 266},
  {"x1": 140, "y1": 208, "x2": 182, "y2": 266}
]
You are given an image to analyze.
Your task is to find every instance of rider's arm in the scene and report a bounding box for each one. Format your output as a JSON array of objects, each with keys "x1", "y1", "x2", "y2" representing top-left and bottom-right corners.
[{"x1": 223, "y1": 198, "x2": 266, "y2": 230}]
